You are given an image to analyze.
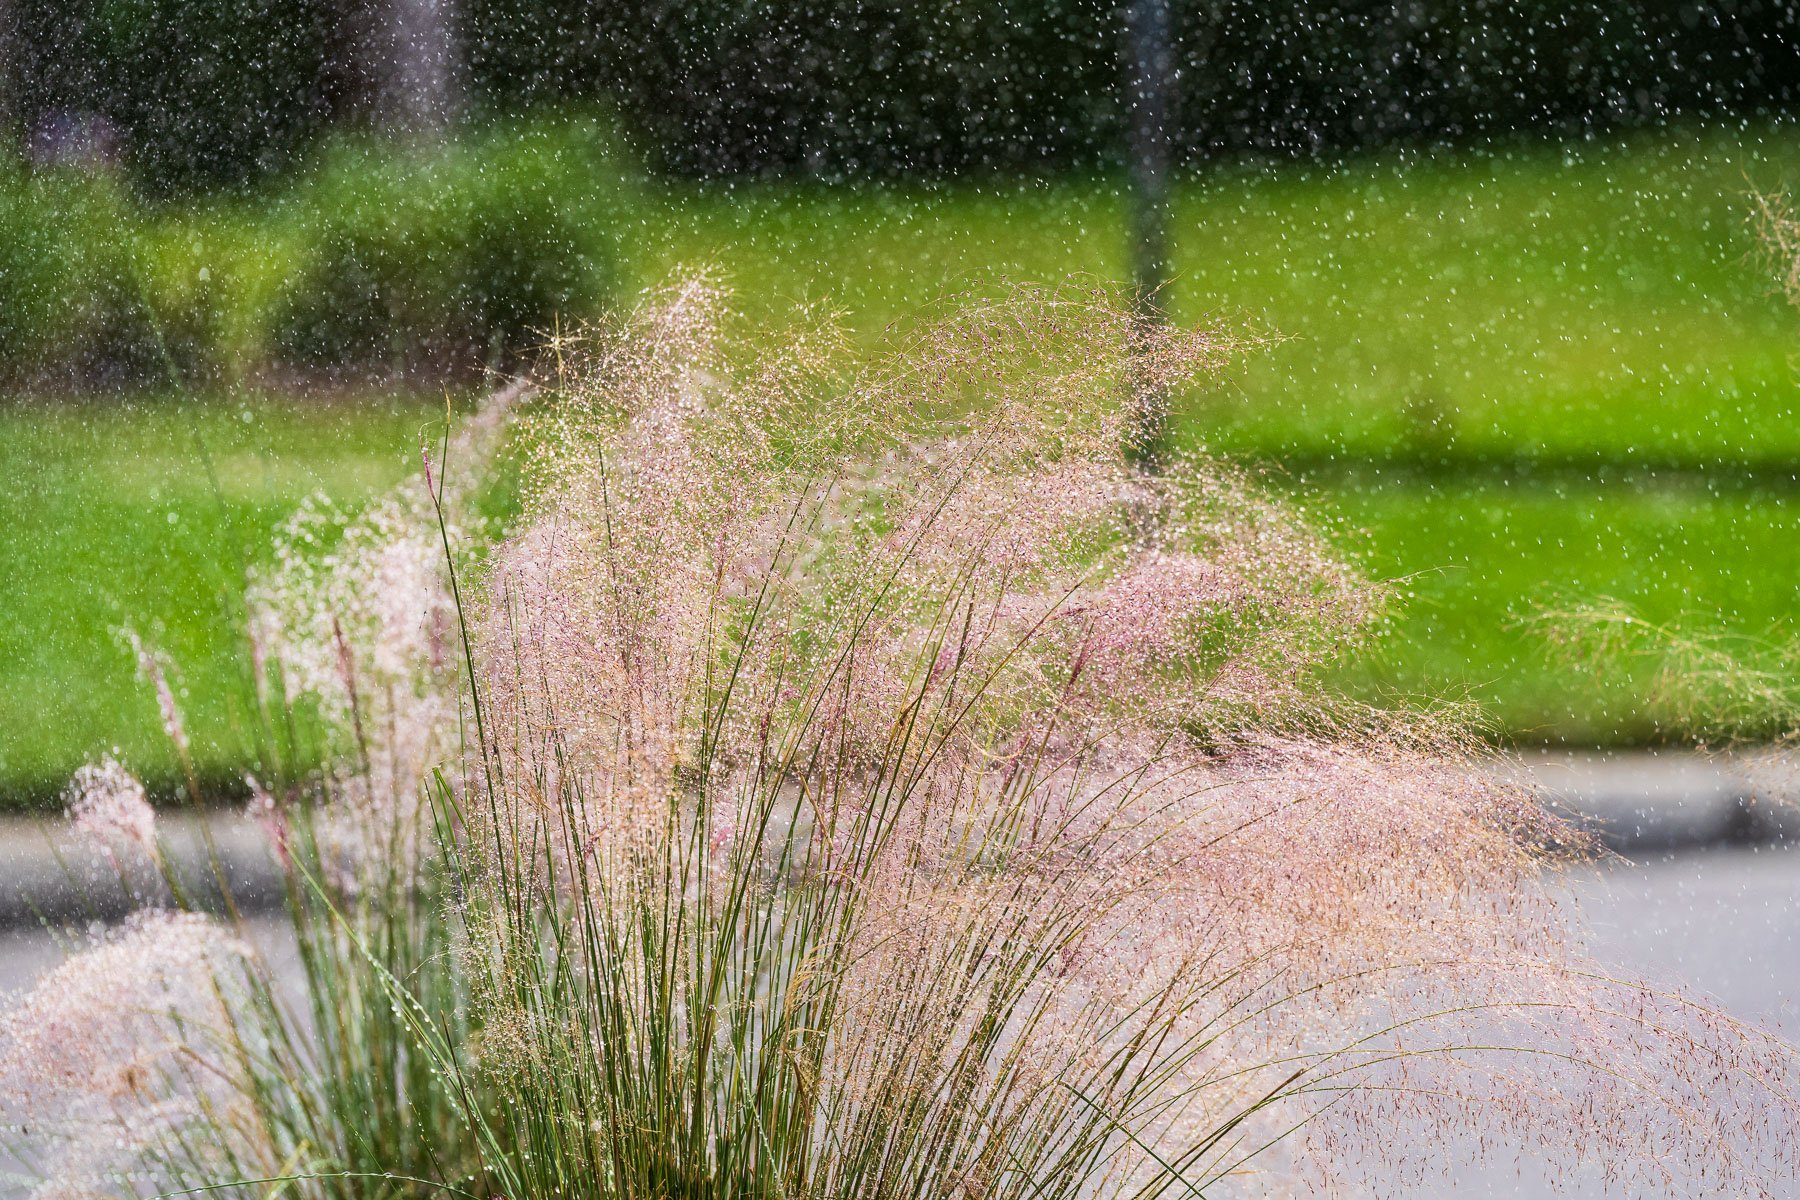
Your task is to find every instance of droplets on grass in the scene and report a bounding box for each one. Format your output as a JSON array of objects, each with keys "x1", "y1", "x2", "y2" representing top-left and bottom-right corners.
[
  {"x1": 450, "y1": 276, "x2": 1800, "y2": 1197},
  {"x1": 0, "y1": 912, "x2": 257, "y2": 1199}
]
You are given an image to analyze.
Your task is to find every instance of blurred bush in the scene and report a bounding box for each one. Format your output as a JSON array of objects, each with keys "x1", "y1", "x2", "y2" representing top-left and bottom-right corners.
[
  {"x1": 12, "y1": 0, "x2": 338, "y2": 197},
  {"x1": 15, "y1": 0, "x2": 1800, "y2": 195},
  {"x1": 469, "y1": 0, "x2": 1800, "y2": 178},
  {"x1": 0, "y1": 116, "x2": 628, "y2": 390},
  {"x1": 0, "y1": 164, "x2": 159, "y2": 388},
  {"x1": 271, "y1": 118, "x2": 625, "y2": 382},
  {"x1": 134, "y1": 206, "x2": 304, "y2": 385}
]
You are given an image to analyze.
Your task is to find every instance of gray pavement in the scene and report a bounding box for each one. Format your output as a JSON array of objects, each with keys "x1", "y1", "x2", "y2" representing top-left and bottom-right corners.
[
  {"x1": 0, "y1": 748, "x2": 1788, "y2": 928},
  {"x1": 0, "y1": 810, "x2": 284, "y2": 926},
  {"x1": 1494, "y1": 747, "x2": 1800, "y2": 852},
  {"x1": 1432, "y1": 842, "x2": 1800, "y2": 1199}
]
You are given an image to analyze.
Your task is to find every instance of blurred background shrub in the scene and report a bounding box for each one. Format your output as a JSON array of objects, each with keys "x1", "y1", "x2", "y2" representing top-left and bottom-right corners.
[
  {"x1": 0, "y1": 116, "x2": 626, "y2": 389},
  {"x1": 483, "y1": 0, "x2": 1800, "y2": 177},
  {"x1": 270, "y1": 118, "x2": 623, "y2": 382},
  {"x1": 3, "y1": 0, "x2": 1799, "y2": 386},
  {"x1": 0, "y1": 164, "x2": 156, "y2": 388},
  {"x1": 9, "y1": 0, "x2": 1800, "y2": 194}
]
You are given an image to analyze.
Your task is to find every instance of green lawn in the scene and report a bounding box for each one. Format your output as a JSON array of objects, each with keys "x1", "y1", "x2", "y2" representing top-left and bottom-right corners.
[
  {"x1": 636, "y1": 122, "x2": 1800, "y2": 742},
  {"x1": 0, "y1": 396, "x2": 439, "y2": 802},
  {"x1": 638, "y1": 126, "x2": 1800, "y2": 466},
  {"x1": 6, "y1": 122, "x2": 1800, "y2": 802},
  {"x1": 1311, "y1": 475, "x2": 1800, "y2": 742}
]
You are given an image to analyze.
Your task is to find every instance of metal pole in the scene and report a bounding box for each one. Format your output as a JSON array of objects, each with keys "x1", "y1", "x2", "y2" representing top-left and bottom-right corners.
[
  {"x1": 1125, "y1": 0, "x2": 1174, "y2": 461},
  {"x1": 341, "y1": 0, "x2": 462, "y2": 141},
  {"x1": 1127, "y1": 0, "x2": 1174, "y2": 303}
]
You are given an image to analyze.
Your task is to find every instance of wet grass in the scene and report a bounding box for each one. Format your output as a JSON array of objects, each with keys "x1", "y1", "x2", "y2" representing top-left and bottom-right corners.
[
  {"x1": 641, "y1": 120, "x2": 1800, "y2": 743},
  {"x1": 1309, "y1": 474, "x2": 1800, "y2": 744},
  {"x1": 643, "y1": 124, "x2": 1800, "y2": 466},
  {"x1": 0, "y1": 396, "x2": 438, "y2": 802},
  {"x1": 6, "y1": 122, "x2": 1800, "y2": 802}
]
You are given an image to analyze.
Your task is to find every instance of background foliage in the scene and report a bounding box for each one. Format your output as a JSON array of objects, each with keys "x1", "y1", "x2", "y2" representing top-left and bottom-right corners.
[
  {"x1": 4, "y1": 4, "x2": 1800, "y2": 801},
  {"x1": 11, "y1": 0, "x2": 1800, "y2": 193}
]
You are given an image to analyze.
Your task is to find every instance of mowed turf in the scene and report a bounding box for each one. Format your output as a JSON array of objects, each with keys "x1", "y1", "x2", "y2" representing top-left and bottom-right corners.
[
  {"x1": 641, "y1": 122, "x2": 1800, "y2": 742},
  {"x1": 6, "y1": 123, "x2": 1800, "y2": 802},
  {"x1": 0, "y1": 397, "x2": 440, "y2": 801},
  {"x1": 1309, "y1": 475, "x2": 1800, "y2": 743},
  {"x1": 645, "y1": 125, "x2": 1798, "y2": 456}
]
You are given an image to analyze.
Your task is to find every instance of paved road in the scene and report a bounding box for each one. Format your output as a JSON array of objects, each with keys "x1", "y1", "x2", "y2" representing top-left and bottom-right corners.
[
  {"x1": 1574, "y1": 843, "x2": 1800, "y2": 1035},
  {"x1": 1, "y1": 847, "x2": 1792, "y2": 1197},
  {"x1": 1441, "y1": 843, "x2": 1800, "y2": 1199}
]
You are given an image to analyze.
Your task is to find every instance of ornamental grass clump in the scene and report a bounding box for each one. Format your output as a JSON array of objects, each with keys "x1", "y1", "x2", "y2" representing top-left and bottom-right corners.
[{"x1": 2, "y1": 277, "x2": 1797, "y2": 1199}]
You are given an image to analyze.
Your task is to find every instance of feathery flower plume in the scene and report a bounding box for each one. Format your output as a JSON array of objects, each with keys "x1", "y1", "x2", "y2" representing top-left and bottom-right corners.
[
  {"x1": 243, "y1": 382, "x2": 525, "y2": 886},
  {"x1": 0, "y1": 913, "x2": 257, "y2": 1198},
  {"x1": 124, "y1": 629, "x2": 188, "y2": 756},
  {"x1": 63, "y1": 754, "x2": 157, "y2": 864},
  {"x1": 439, "y1": 276, "x2": 1800, "y2": 1198},
  {"x1": 10, "y1": 282, "x2": 1794, "y2": 1200}
]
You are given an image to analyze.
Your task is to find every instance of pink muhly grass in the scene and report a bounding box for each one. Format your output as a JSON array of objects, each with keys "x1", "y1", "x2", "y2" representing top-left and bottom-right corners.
[
  {"x1": 241, "y1": 385, "x2": 520, "y2": 889},
  {"x1": 0, "y1": 912, "x2": 258, "y2": 1198},
  {"x1": 124, "y1": 630, "x2": 188, "y2": 759},
  {"x1": 3, "y1": 281, "x2": 1795, "y2": 1200},
  {"x1": 63, "y1": 754, "x2": 158, "y2": 865},
  {"x1": 438, "y1": 276, "x2": 1800, "y2": 1198}
]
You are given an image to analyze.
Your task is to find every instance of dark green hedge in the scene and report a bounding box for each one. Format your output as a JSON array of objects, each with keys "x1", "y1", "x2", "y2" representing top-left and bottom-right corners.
[
  {"x1": 12, "y1": 0, "x2": 1800, "y2": 193},
  {"x1": 489, "y1": 0, "x2": 1800, "y2": 176},
  {"x1": 11, "y1": 0, "x2": 341, "y2": 196},
  {"x1": 0, "y1": 117, "x2": 629, "y2": 389}
]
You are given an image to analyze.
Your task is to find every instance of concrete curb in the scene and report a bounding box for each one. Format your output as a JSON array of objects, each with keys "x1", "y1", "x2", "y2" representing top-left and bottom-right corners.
[
  {"x1": 0, "y1": 813, "x2": 285, "y2": 926},
  {"x1": 1490, "y1": 749, "x2": 1800, "y2": 854}
]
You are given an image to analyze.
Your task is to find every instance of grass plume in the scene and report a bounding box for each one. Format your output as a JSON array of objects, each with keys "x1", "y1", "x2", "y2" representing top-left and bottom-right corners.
[{"x1": 0, "y1": 278, "x2": 1795, "y2": 1199}]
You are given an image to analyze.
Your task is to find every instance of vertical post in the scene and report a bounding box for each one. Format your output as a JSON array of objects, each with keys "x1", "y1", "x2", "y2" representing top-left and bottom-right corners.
[
  {"x1": 1127, "y1": 0, "x2": 1174, "y2": 304},
  {"x1": 381, "y1": 0, "x2": 462, "y2": 138},
  {"x1": 1125, "y1": 0, "x2": 1174, "y2": 463},
  {"x1": 338, "y1": 0, "x2": 463, "y2": 141},
  {"x1": 0, "y1": 0, "x2": 17, "y2": 154}
]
